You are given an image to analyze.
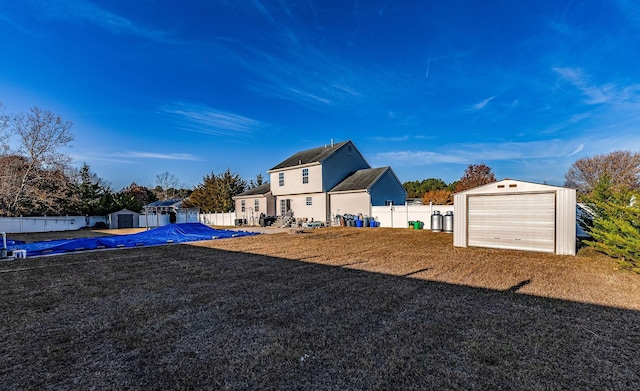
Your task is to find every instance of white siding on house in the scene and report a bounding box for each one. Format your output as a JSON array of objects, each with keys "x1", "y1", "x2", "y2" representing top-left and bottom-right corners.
[
  {"x1": 270, "y1": 164, "x2": 323, "y2": 196},
  {"x1": 235, "y1": 195, "x2": 276, "y2": 221},
  {"x1": 279, "y1": 193, "x2": 327, "y2": 222},
  {"x1": 330, "y1": 192, "x2": 371, "y2": 219}
]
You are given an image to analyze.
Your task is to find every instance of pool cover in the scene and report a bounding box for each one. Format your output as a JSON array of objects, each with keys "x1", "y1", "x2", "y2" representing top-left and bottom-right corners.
[{"x1": 7, "y1": 223, "x2": 259, "y2": 257}]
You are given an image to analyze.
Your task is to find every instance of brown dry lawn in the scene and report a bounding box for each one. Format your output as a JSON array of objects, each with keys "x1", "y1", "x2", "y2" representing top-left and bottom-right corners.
[
  {"x1": 193, "y1": 227, "x2": 640, "y2": 311},
  {"x1": 1, "y1": 227, "x2": 639, "y2": 390}
]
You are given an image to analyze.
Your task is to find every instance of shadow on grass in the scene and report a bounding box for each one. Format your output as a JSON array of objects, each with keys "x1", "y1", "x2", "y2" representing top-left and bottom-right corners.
[
  {"x1": 0, "y1": 245, "x2": 639, "y2": 390},
  {"x1": 504, "y1": 279, "x2": 532, "y2": 293}
]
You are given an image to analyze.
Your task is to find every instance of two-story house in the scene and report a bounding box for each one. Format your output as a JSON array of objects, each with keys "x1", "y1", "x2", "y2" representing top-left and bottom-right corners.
[{"x1": 254, "y1": 140, "x2": 406, "y2": 226}]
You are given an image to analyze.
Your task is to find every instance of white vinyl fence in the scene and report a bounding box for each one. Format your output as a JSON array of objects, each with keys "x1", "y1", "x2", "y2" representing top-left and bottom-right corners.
[
  {"x1": 371, "y1": 203, "x2": 454, "y2": 229},
  {"x1": 0, "y1": 215, "x2": 108, "y2": 234},
  {"x1": 198, "y1": 212, "x2": 236, "y2": 227},
  {"x1": 139, "y1": 210, "x2": 200, "y2": 228}
]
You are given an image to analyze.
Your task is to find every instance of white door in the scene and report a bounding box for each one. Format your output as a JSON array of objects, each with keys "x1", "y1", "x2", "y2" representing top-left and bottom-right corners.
[{"x1": 467, "y1": 193, "x2": 555, "y2": 253}]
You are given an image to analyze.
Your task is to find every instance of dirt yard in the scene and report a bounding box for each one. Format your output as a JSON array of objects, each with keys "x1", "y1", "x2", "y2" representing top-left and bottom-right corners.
[{"x1": 1, "y1": 227, "x2": 639, "y2": 390}]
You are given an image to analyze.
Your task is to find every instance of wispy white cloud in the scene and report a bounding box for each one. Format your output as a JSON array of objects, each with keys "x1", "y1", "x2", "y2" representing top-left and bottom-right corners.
[
  {"x1": 371, "y1": 135, "x2": 410, "y2": 142},
  {"x1": 568, "y1": 143, "x2": 584, "y2": 157},
  {"x1": 38, "y1": 0, "x2": 175, "y2": 43},
  {"x1": 0, "y1": 12, "x2": 38, "y2": 37},
  {"x1": 468, "y1": 95, "x2": 496, "y2": 111},
  {"x1": 373, "y1": 139, "x2": 581, "y2": 166},
  {"x1": 552, "y1": 66, "x2": 637, "y2": 105},
  {"x1": 253, "y1": 0, "x2": 277, "y2": 26},
  {"x1": 161, "y1": 102, "x2": 266, "y2": 137},
  {"x1": 113, "y1": 151, "x2": 201, "y2": 161},
  {"x1": 214, "y1": 20, "x2": 409, "y2": 112}
]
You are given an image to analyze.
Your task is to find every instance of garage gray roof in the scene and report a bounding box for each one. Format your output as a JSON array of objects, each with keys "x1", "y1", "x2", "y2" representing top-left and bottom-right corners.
[
  {"x1": 235, "y1": 183, "x2": 271, "y2": 197},
  {"x1": 329, "y1": 167, "x2": 389, "y2": 192},
  {"x1": 269, "y1": 140, "x2": 351, "y2": 170},
  {"x1": 144, "y1": 199, "x2": 182, "y2": 208}
]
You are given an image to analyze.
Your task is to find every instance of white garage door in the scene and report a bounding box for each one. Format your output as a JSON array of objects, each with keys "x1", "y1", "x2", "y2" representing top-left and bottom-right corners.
[{"x1": 468, "y1": 192, "x2": 555, "y2": 253}]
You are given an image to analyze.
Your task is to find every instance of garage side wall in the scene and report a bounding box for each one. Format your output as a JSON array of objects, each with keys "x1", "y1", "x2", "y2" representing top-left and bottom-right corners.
[
  {"x1": 555, "y1": 188, "x2": 577, "y2": 255},
  {"x1": 453, "y1": 193, "x2": 467, "y2": 247},
  {"x1": 330, "y1": 192, "x2": 371, "y2": 218}
]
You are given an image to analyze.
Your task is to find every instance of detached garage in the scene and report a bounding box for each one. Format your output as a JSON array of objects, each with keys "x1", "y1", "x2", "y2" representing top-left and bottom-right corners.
[{"x1": 453, "y1": 179, "x2": 576, "y2": 255}]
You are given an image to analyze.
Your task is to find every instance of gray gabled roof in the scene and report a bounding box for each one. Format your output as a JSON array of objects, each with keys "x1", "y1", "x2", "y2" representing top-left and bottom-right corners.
[
  {"x1": 234, "y1": 182, "x2": 271, "y2": 197},
  {"x1": 269, "y1": 140, "x2": 351, "y2": 171},
  {"x1": 329, "y1": 167, "x2": 390, "y2": 192},
  {"x1": 144, "y1": 199, "x2": 182, "y2": 208}
]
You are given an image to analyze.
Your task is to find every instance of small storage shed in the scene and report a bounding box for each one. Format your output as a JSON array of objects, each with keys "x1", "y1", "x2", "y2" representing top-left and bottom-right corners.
[
  {"x1": 108, "y1": 209, "x2": 140, "y2": 229},
  {"x1": 453, "y1": 179, "x2": 576, "y2": 255}
]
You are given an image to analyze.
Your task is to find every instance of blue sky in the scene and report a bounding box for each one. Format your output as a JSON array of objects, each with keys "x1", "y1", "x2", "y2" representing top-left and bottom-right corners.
[{"x1": 2, "y1": 0, "x2": 640, "y2": 191}]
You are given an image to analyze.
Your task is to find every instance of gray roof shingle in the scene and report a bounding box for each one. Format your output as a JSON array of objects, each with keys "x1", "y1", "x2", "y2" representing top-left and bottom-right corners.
[
  {"x1": 234, "y1": 182, "x2": 271, "y2": 197},
  {"x1": 269, "y1": 140, "x2": 351, "y2": 171},
  {"x1": 329, "y1": 167, "x2": 389, "y2": 192}
]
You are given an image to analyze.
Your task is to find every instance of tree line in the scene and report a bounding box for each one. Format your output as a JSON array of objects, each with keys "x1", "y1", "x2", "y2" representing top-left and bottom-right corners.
[
  {"x1": 3, "y1": 105, "x2": 638, "y2": 271},
  {"x1": 403, "y1": 163, "x2": 497, "y2": 205},
  {"x1": 0, "y1": 104, "x2": 257, "y2": 217}
]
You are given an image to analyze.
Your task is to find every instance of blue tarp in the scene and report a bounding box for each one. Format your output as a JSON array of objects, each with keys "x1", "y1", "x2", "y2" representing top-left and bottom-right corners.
[{"x1": 6, "y1": 223, "x2": 259, "y2": 257}]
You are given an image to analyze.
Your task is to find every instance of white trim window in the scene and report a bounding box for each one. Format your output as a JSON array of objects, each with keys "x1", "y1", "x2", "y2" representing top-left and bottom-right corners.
[
  {"x1": 254, "y1": 199, "x2": 259, "y2": 212},
  {"x1": 302, "y1": 168, "x2": 309, "y2": 184},
  {"x1": 306, "y1": 197, "x2": 312, "y2": 206},
  {"x1": 241, "y1": 200, "x2": 245, "y2": 212},
  {"x1": 279, "y1": 172, "x2": 284, "y2": 186}
]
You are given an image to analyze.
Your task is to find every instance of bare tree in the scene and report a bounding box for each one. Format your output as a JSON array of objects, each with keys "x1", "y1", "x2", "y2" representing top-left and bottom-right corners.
[
  {"x1": 0, "y1": 102, "x2": 10, "y2": 155},
  {"x1": 565, "y1": 151, "x2": 640, "y2": 195},
  {"x1": 155, "y1": 171, "x2": 180, "y2": 200},
  {"x1": 1, "y1": 107, "x2": 74, "y2": 215}
]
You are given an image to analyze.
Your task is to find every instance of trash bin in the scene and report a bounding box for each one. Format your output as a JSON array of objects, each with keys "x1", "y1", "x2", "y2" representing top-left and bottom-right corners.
[
  {"x1": 413, "y1": 221, "x2": 422, "y2": 230},
  {"x1": 356, "y1": 219, "x2": 363, "y2": 228}
]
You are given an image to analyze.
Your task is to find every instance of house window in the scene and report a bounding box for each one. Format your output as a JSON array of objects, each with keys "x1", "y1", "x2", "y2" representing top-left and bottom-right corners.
[
  {"x1": 385, "y1": 200, "x2": 394, "y2": 206},
  {"x1": 302, "y1": 168, "x2": 308, "y2": 184},
  {"x1": 306, "y1": 197, "x2": 312, "y2": 206},
  {"x1": 241, "y1": 200, "x2": 245, "y2": 212},
  {"x1": 254, "y1": 199, "x2": 259, "y2": 212},
  {"x1": 279, "y1": 172, "x2": 284, "y2": 186}
]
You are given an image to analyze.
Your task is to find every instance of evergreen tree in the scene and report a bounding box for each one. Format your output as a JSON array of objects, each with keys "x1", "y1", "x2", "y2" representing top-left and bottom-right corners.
[
  {"x1": 403, "y1": 178, "x2": 448, "y2": 198},
  {"x1": 583, "y1": 176, "x2": 640, "y2": 273},
  {"x1": 248, "y1": 173, "x2": 266, "y2": 189},
  {"x1": 184, "y1": 169, "x2": 246, "y2": 212},
  {"x1": 72, "y1": 163, "x2": 113, "y2": 215},
  {"x1": 115, "y1": 183, "x2": 157, "y2": 213}
]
